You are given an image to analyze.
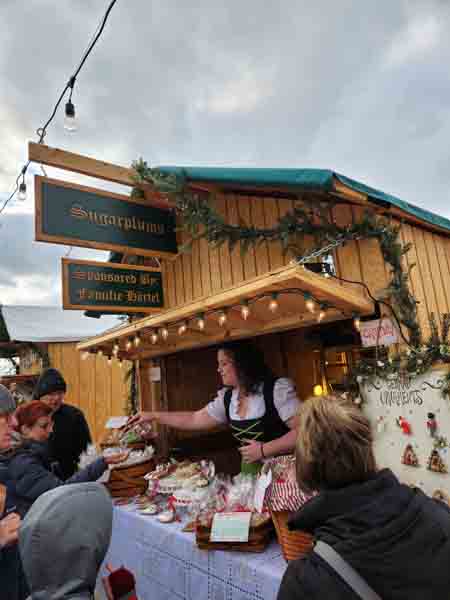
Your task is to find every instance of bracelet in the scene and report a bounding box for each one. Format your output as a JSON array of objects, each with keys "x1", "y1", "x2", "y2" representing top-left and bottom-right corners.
[{"x1": 260, "y1": 442, "x2": 266, "y2": 460}]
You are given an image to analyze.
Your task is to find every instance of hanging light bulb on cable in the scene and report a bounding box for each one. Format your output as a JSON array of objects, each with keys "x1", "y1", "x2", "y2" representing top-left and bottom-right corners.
[
  {"x1": 353, "y1": 313, "x2": 361, "y2": 331},
  {"x1": 178, "y1": 321, "x2": 187, "y2": 336},
  {"x1": 317, "y1": 304, "x2": 327, "y2": 323},
  {"x1": 150, "y1": 330, "x2": 158, "y2": 345},
  {"x1": 112, "y1": 340, "x2": 120, "y2": 357},
  {"x1": 240, "y1": 301, "x2": 250, "y2": 320},
  {"x1": 64, "y1": 76, "x2": 77, "y2": 132},
  {"x1": 133, "y1": 333, "x2": 141, "y2": 348},
  {"x1": 268, "y1": 293, "x2": 279, "y2": 313},
  {"x1": 125, "y1": 338, "x2": 132, "y2": 352},
  {"x1": 161, "y1": 326, "x2": 169, "y2": 340},
  {"x1": 18, "y1": 172, "x2": 27, "y2": 201},
  {"x1": 304, "y1": 292, "x2": 315, "y2": 313},
  {"x1": 197, "y1": 314, "x2": 206, "y2": 331},
  {"x1": 81, "y1": 351, "x2": 89, "y2": 361},
  {"x1": 218, "y1": 310, "x2": 227, "y2": 327}
]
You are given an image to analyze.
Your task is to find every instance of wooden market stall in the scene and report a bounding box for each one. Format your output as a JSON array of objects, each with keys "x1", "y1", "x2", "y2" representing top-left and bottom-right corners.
[
  {"x1": 0, "y1": 305, "x2": 130, "y2": 441},
  {"x1": 30, "y1": 150, "x2": 442, "y2": 469}
]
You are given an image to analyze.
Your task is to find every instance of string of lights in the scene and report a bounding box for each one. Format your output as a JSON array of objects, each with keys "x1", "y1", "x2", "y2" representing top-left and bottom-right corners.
[
  {"x1": 0, "y1": 0, "x2": 119, "y2": 217},
  {"x1": 81, "y1": 287, "x2": 363, "y2": 364}
]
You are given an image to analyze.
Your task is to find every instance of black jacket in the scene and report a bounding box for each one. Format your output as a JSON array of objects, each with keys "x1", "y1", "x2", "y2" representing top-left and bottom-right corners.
[
  {"x1": 8, "y1": 440, "x2": 108, "y2": 517},
  {"x1": 48, "y1": 403, "x2": 92, "y2": 479},
  {"x1": 278, "y1": 469, "x2": 450, "y2": 600},
  {"x1": 0, "y1": 451, "x2": 29, "y2": 600}
]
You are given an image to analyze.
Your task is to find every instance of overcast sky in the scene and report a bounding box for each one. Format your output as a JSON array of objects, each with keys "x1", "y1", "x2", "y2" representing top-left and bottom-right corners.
[{"x1": 1, "y1": 0, "x2": 450, "y2": 306}]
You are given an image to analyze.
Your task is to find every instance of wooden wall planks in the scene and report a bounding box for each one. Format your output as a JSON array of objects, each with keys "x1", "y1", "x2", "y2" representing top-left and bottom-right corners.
[
  {"x1": 28, "y1": 342, "x2": 130, "y2": 442},
  {"x1": 161, "y1": 193, "x2": 450, "y2": 341}
]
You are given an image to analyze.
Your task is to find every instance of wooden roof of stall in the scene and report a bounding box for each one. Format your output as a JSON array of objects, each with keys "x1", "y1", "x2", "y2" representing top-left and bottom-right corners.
[
  {"x1": 29, "y1": 142, "x2": 450, "y2": 237},
  {"x1": 77, "y1": 263, "x2": 374, "y2": 360}
]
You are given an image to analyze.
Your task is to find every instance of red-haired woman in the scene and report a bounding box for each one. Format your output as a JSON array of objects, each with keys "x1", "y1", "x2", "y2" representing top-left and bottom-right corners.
[{"x1": 8, "y1": 401, "x2": 126, "y2": 516}]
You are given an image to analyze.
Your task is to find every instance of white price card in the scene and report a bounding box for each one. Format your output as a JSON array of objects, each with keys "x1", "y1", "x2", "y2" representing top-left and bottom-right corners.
[
  {"x1": 105, "y1": 416, "x2": 128, "y2": 429},
  {"x1": 210, "y1": 512, "x2": 252, "y2": 543}
]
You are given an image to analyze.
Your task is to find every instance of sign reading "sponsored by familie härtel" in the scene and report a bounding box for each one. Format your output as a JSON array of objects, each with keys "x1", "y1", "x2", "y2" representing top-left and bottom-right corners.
[
  {"x1": 62, "y1": 257, "x2": 164, "y2": 313},
  {"x1": 35, "y1": 176, "x2": 177, "y2": 259}
]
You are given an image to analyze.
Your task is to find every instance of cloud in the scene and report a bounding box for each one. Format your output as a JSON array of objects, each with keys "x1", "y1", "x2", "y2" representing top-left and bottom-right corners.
[{"x1": 1, "y1": 1, "x2": 450, "y2": 305}]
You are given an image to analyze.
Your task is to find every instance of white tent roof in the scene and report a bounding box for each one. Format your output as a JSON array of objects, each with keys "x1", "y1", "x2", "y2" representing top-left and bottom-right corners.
[{"x1": 1, "y1": 305, "x2": 123, "y2": 343}]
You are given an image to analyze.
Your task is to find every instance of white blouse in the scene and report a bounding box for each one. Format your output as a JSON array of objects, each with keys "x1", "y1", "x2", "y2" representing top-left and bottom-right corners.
[{"x1": 206, "y1": 378, "x2": 300, "y2": 424}]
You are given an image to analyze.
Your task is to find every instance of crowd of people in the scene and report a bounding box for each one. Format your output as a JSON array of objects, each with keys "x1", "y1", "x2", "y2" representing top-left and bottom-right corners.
[{"x1": 1, "y1": 353, "x2": 450, "y2": 599}]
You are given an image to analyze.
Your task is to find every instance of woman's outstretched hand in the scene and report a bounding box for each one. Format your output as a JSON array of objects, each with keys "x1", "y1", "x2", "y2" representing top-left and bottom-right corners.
[{"x1": 124, "y1": 411, "x2": 156, "y2": 430}]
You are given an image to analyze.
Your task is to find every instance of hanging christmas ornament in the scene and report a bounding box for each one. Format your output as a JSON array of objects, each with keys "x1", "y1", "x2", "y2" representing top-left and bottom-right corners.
[
  {"x1": 402, "y1": 444, "x2": 419, "y2": 467},
  {"x1": 376, "y1": 416, "x2": 386, "y2": 434},
  {"x1": 396, "y1": 416, "x2": 412, "y2": 435},
  {"x1": 427, "y1": 412, "x2": 437, "y2": 438},
  {"x1": 427, "y1": 449, "x2": 448, "y2": 474}
]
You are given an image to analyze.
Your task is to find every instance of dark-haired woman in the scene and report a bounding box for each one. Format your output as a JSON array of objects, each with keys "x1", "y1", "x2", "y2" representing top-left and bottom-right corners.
[{"x1": 128, "y1": 341, "x2": 300, "y2": 471}]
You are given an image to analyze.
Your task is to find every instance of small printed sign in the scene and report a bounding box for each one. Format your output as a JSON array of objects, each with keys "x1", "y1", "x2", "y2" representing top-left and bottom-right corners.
[
  {"x1": 210, "y1": 512, "x2": 252, "y2": 543},
  {"x1": 35, "y1": 176, "x2": 177, "y2": 259},
  {"x1": 359, "y1": 317, "x2": 399, "y2": 347},
  {"x1": 62, "y1": 257, "x2": 164, "y2": 313}
]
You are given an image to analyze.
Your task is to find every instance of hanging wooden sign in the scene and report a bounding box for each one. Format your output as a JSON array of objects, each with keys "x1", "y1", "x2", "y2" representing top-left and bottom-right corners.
[
  {"x1": 35, "y1": 176, "x2": 177, "y2": 259},
  {"x1": 62, "y1": 258, "x2": 164, "y2": 313}
]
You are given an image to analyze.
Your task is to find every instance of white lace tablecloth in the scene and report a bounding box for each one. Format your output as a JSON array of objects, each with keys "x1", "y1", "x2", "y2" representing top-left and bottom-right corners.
[{"x1": 99, "y1": 506, "x2": 288, "y2": 600}]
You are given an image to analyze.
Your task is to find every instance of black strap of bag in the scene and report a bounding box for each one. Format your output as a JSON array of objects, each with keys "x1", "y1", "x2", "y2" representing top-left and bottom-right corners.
[{"x1": 314, "y1": 541, "x2": 382, "y2": 600}]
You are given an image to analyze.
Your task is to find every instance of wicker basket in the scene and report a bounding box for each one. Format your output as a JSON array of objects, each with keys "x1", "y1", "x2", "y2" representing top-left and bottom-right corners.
[
  {"x1": 270, "y1": 510, "x2": 314, "y2": 562},
  {"x1": 104, "y1": 458, "x2": 155, "y2": 498}
]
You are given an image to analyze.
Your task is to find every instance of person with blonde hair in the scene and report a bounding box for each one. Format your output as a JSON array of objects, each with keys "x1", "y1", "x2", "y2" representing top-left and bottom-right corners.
[{"x1": 277, "y1": 394, "x2": 450, "y2": 600}]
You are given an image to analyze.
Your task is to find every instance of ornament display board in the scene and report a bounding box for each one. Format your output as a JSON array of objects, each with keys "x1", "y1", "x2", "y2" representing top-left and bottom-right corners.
[{"x1": 362, "y1": 367, "x2": 450, "y2": 497}]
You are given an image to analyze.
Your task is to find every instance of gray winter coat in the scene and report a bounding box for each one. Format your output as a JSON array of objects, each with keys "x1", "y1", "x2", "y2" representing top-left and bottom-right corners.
[{"x1": 19, "y1": 482, "x2": 113, "y2": 600}]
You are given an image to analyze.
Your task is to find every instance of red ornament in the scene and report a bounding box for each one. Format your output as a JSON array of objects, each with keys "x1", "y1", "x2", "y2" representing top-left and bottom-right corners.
[{"x1": 397, "y1": 416, "x2": 412, "y2": 435}]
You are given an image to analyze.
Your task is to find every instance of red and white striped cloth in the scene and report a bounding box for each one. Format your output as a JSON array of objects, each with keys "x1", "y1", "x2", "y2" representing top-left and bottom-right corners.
[{"x1": 264, "y1": 455, "x2": 315, "y2": 512}]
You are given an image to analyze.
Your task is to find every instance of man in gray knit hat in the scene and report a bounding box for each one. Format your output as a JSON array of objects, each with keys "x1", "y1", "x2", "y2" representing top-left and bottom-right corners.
[{"x1": 0, "y1": 384, "x2": 18, "y2": 446}]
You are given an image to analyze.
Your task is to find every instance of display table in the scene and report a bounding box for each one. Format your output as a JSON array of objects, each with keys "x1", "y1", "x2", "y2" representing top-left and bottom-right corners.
[{"x1": 98, "y1": 506, "x2": 288, "y2": 600}]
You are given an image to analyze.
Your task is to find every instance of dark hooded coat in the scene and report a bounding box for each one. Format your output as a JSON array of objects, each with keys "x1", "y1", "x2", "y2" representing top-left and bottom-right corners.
[
  {"x1": 19, "y1": 482, "x2": 113, "y2": 600},
  {"x1": 277, "y1": 469, "x2": 450, "y2": 600}
]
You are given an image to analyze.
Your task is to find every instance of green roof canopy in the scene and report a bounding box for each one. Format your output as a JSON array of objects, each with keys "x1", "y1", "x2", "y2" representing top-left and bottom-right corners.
[{"x1": 157, "y1": 166, "x2": 450, "y2": 234}]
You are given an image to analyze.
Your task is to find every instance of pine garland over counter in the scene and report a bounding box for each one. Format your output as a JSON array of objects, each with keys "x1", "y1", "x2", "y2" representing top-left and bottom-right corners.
[{"x1": 131, "y1": 160, "x2": 450, "y2": 388}]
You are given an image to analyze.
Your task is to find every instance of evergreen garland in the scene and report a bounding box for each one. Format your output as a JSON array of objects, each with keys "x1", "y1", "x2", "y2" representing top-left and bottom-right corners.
[{"x1": 131, "y1": 160, "x2": 450, "y2": 387}]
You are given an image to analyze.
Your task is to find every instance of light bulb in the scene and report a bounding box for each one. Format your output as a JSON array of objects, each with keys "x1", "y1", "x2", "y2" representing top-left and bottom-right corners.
[
  {"x1": 81, "y1": 351, "x2": 89, "y2": 361},
  {"x1": 313, "y1": 384, "x2": 323, "y2": 396},
  {"x1": 113, "y1": 341, "x2": 119, "y2": 356},
  {"x1": 218, "y1": 311, "x2": 227, "y2": 327},
  {"x1": 18, "y1": 182, "x2": 27, "y2": 201},
  {"x1": 107, "y1": 356, "x2": 112, "y2": 366},
  {"x1": 178, "y1": 322, "x2": 187, "y2": 336},
  {"x1": 268, "y1": 294, "x2": 279, "y2": 313},
  {"x1": 241, "y1": 302, "x2": 250, "y2": 320},
  {"x1": 353, "y1": 315, "x2": 361, "y2": 331},
  {"x1": 118, "y1": 359, "x2": 123, "y2": 368},
  {"x1": 97, "y1": 348, "x2": 103, "y2": 357},
  {"x1": 125, "y1": 338, "x2": 132, "y2": 351},
  {"x1": 197, "y1": 315, "x2": 205, "y2": 330},
  {"x1": 317, "y1": 305, "x2": 327, "y2": 323},
  {"x1": 161, "y1": 326, "x2": 169, "y2": 340},
  {"x1": 134, "y1": 333, "x2": 141, "y2": 348},
  {"x1": 304, "y1": 293, "x2": 315, "y2": 313},
  {"x1": 150, "y1": 330, "x2": 158, "y2": 344},
  {"x1": 64, "y1": 100, "x2": 77, "y2": 132}
]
